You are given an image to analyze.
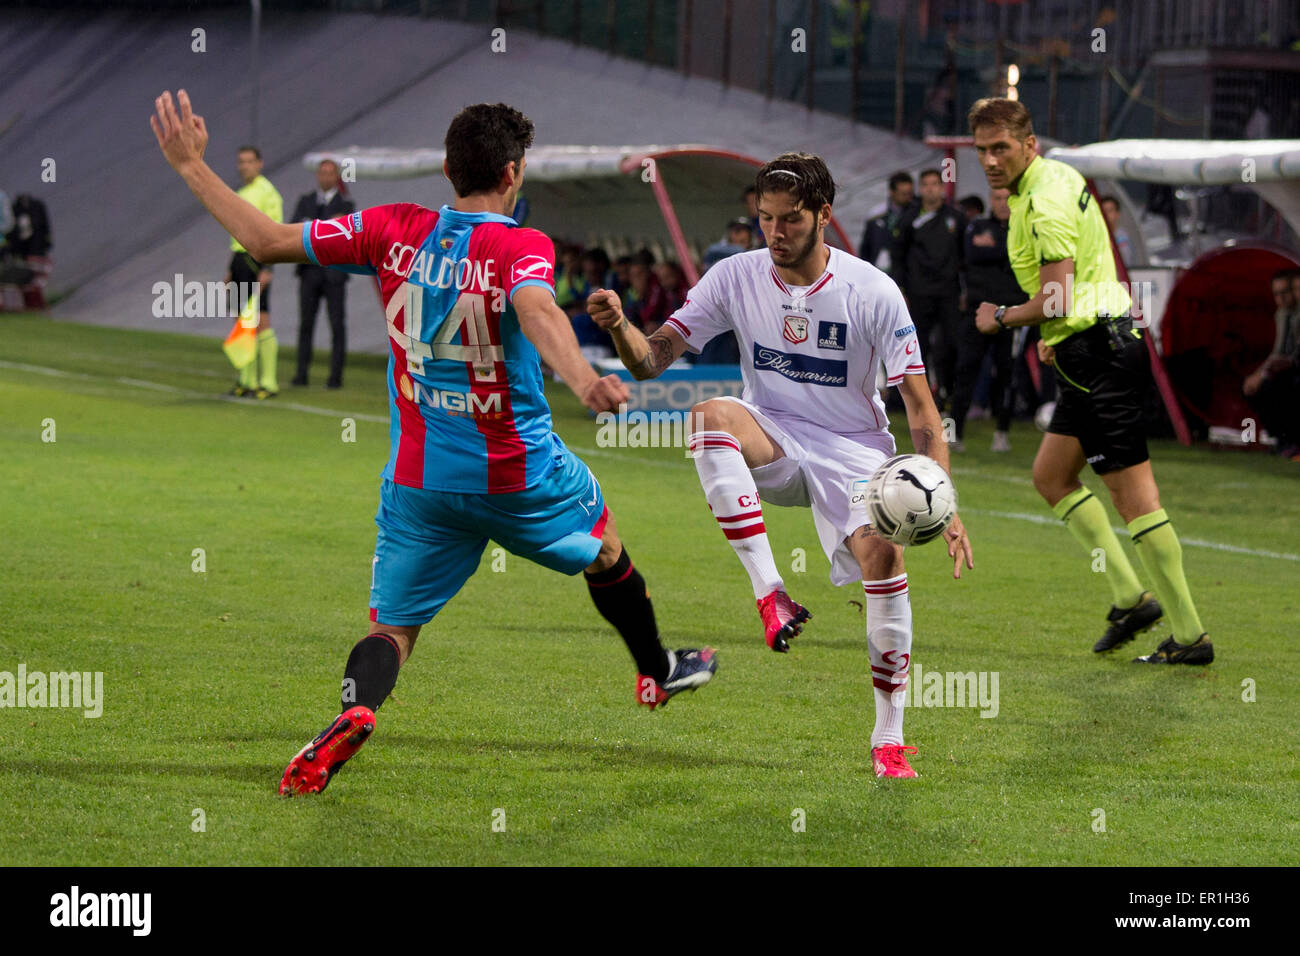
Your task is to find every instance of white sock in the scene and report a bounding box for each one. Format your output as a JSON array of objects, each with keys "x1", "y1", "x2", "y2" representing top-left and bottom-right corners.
[
  {"x1": 689, "y1": 430, "x2": 784, "y2": 600},
  {"x1": 865, "y1": 573, "x2": 913, "y2": 748}
]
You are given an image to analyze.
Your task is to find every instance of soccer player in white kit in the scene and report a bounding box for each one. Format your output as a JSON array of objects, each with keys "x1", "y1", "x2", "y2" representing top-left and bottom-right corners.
[{"x1": 589, "y1": 153, "x2": 974, "y2": 778}]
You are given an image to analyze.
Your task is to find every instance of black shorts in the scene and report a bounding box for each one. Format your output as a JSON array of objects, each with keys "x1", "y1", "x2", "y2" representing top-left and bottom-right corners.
[
  {"x1": 1048, "y1": 315, "x2": 1151, "y2": 475},
  {"x1": 229, "y1": 251, "x2": 270, "y2": 313}
]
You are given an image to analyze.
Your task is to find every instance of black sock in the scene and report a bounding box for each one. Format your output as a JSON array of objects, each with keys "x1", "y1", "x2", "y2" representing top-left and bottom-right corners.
[
  {"x1": 585, "y1": 548, "x2": 670, "y2": 682},
  {"x1": 342, "y1": 634, "x2": 401, "y2": 712}
]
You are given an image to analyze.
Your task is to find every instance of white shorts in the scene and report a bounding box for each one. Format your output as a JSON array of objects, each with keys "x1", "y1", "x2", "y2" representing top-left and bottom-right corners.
[{"x1": 718, "y1": 397, "x2": 897, "y2": 586}]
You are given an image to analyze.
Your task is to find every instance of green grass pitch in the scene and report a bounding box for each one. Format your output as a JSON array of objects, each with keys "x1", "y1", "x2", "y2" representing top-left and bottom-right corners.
[{"x1": 1, "y1": 313, "x2": 1297, "y2": 865}]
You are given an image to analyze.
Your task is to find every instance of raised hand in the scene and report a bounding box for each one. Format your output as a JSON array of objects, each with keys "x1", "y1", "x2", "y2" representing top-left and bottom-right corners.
[
  {"x1": 587, "y1": 288, "x2": 626, "y2": 330},
  {"x1": 150, "y1": 89, "x2": 209, "y2": 171}
]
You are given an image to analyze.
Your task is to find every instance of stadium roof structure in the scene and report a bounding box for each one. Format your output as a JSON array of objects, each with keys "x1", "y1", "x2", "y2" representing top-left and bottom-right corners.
[
  {"x1": 303, "y1": 145, "x2": 857, "y2": 286},
  {"x1": 1048, "y1": 139, "x2": 1300, "y2": 237},
  {"x1": 22, "y1": 7, "x2": 937, "y2": 350}
]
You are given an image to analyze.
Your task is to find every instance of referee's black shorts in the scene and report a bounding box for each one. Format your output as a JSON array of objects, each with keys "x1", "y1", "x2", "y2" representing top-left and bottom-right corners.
[
  {"x1": 1047, "y1": 315, "x2": 1152, "y2": 475},
  {"x1": 229, "y1": 251, "x2": 271, "y2": 313}
]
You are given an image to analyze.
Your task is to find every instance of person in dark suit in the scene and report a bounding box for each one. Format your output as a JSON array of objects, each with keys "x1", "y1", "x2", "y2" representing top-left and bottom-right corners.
[{"x1": 290, "y1": 159, "x2": 354, "y2": 388}]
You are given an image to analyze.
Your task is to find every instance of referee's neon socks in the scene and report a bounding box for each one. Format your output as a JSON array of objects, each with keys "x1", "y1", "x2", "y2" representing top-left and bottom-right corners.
[
  {"x1": 238, "y1": 356, "x2": 258, "y2": 390},
  {"x1": 1052, "y1": 486, "x2": 1145, "y2": 608},
  {"x1": 1129, "y1": 508, "x2": 1206, "y2": 643},
  {"x1": 257, "y1": 328, "x2": 279, "y2": 392}
]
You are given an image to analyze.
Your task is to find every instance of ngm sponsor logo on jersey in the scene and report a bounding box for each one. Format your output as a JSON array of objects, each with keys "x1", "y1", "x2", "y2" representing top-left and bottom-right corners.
[
  {"x1": 753, "y1": 344, "x2": 847, "y2": 387},
  {"x1": 381, "y1": 241, "x2": 499, "y2": 291},
  {"x1": 398, "y1": 375, "x2": 506, "y2": 418},
  {"x1": 0, "y1": 664, "x2": 103, "y2": 718},
  {"x1": 50, "y1": 886, "x2": 150, "y2": 936},
  {"x1": 151, "y1": 274, "x2": 260, "y2": 320}
]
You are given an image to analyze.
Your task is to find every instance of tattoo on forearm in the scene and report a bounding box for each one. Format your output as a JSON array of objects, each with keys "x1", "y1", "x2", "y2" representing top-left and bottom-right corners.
[
  {"x1": 911, "y1": 425, "x2": 935, "y2": 457},
  {"x1": 632, "y1": 331, "x2": 675, "y2": 379}
]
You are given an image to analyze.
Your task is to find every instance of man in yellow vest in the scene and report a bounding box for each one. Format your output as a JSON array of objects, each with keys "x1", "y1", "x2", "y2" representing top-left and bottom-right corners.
[
  {"x1": 970, "y1": 97, "x2": 1212, "y2": 665},
  {"x1": 226, "y1": 145, "x2": 283, "y2": 398}
]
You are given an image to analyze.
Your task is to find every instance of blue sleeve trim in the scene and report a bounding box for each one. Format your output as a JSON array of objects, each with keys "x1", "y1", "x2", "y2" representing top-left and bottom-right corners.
[
  {"x1": 510, "y1": 279, "x2": 555, "y2": 301},
  {"x1": 301, "y1": 222, "x2": 320, "y2": 265}
]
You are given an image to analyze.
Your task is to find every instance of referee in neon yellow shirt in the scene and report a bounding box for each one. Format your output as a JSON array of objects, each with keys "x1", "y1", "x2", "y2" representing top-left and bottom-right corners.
[
  {"x1": 969, "y1": 98, "x2": 1211, "y2": 665},
  {"x1": 227, "y1": 145, "x2": 283, "y2": 398}
]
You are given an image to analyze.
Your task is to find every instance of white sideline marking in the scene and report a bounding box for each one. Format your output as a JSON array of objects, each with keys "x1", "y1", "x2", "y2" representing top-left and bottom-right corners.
[
  {"x1": 0, "y1": 360, "x2": 387, "y2": 424},
  {"x1": 964, "y1": 507, "x2": 1299, "y2": 562},
  {"x1": 6, "y1": 360, "x2": 1292, "y2": 562}
]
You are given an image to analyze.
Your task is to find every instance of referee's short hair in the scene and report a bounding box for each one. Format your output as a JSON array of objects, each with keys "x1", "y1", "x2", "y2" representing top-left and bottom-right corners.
[
  {"x1": 237, "y1": 145, "x2": 262, "y2": 159},
  {"x1": 967, "y1": 98, "x2": 1035, "y2": 141},
  {"x1": 755, "y1": 152, "x2": 836, "y2": 212}
]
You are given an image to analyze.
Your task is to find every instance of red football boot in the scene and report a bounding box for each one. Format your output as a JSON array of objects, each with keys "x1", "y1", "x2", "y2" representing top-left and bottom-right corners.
[
  {"x1": 871, "y1": 744, "x2": 918, "y2": 779},
  {"x1": 279, "y1": 706, "x2": 376, "y2": 796},
  {"x1": 756, "y1": 589, "x2": 811, "y2": 652}
]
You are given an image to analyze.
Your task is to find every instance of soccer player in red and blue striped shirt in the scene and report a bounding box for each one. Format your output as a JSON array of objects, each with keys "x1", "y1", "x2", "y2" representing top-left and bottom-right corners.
[{"x1": 152, "y1": 91, "x2": 717, "y2": 795}]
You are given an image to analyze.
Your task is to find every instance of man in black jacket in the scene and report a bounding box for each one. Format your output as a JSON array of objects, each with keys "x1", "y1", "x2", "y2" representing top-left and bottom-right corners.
[
  {"x1": 5, "y1": 193, "x2": 53, "y2": 309},
  {"x1": 892, "y1": 168, "x2": 964, "y2": 405},
  {"x1": 290, "y1": 159, "x2": 354, "y2": 388},
  {"x1": 951, "y1": 187, "x2": 1027, "y2": 452},
  {"x1": 858, "y1": 170, "x2": 915, "y2": 275}
]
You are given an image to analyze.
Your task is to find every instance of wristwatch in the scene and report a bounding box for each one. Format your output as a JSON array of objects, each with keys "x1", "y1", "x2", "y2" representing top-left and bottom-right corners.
[{"x1": 993, "y1": 305, "x2": 1008, "y2": 330}]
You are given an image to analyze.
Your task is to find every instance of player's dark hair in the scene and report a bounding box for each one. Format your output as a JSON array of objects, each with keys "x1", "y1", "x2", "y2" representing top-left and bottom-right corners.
[
  {"x1": 1099, "y1": 194, "x2": 1120, "y2": 208},
  {"x1": 1272, "y1": 268, "x2": 1294, "y2": 283},
  {"x1": 755, "y1": 152, "x2": 836, "y2": 211},
  {"x1": 959, "y1": 194, "x2": 985, "y2": 214},
  {"x1": 444, "y1": 103, "x2": 535, "y2": 197},
  {"x1": 888, "y1": 170, "x2": 914, "y2": 191},
  {"x1": 633, "y1": 248, "x2": 656, "y2": 267},
  {"x1": 237, "y1": 145, "x2": 262, "y2": 160},
  {"x1": 919, "y1": 168, "x2": 943, "y2": 183},
  {"x1": 968, "y1": 97, "x2": 1035, "y2": 140}
]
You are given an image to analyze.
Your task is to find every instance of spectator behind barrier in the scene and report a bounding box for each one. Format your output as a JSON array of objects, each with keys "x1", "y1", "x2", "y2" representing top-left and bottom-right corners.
[
  {"x1": 624, "y1": 249, "x2": 670, "y2": 334},
  {"x1": 858, "y1": 170, "x2": 916, "y2": 275},
  {"x1": 1243, "y1": 268, "x2": 1300, "y2": 459},
  {"x1": 958, "y1": 194, "x2": 985, "y2": 223},
  {"x1": 1100, "y1": 195, "x2": 1134, "y2": 268},
  {"x1": 703, "y1": 218, "x2": 754, "y2": 269}
]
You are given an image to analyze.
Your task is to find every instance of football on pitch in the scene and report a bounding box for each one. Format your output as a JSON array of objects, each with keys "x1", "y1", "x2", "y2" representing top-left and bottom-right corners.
[{"x1": 865, "y1": 454, "x2": 958, "y2": 546}]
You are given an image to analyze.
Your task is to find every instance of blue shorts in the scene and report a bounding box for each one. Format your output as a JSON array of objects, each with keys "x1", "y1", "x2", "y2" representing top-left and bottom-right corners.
[{"x1": 368, "y1": 450, "x2": 608, "y2": 626}]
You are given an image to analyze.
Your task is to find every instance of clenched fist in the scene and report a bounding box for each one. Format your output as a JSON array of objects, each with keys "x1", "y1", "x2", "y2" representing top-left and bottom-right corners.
[
  {"x1": 580, "y1": 373, "x2": 630, "y2": 414},
  {"x1": 587, "y1": 288, "x2": 626, "y2": 330}
]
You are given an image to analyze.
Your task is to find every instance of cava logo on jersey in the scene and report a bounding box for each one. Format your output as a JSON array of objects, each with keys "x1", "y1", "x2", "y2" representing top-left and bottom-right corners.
[
  {"x1": 753, "y1": 344, "x2": 848, "y2": 387},
  {"x1": 782, "y1": 315, "x2": 809, "y2": 344},
  {"x1": 817, "y1": 321, "x2": 846, "y2": 350},
  {"x1": 49, "y1": 886, "x2": 151, "y2": 936},
  {"x1": 381, "y1": 241, "x2": 498, "y2": 291},
  {"x1": 510, "y1": 255, "x2": 553, "y2": 286}
]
